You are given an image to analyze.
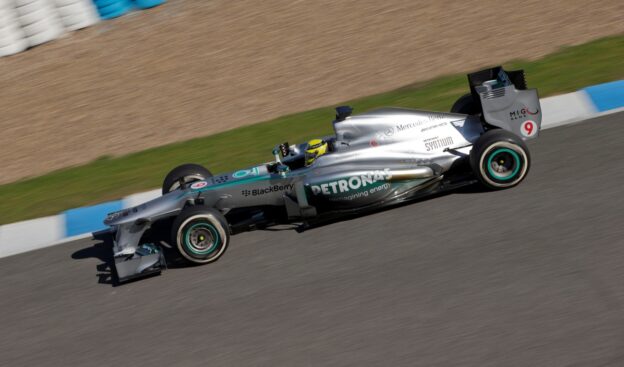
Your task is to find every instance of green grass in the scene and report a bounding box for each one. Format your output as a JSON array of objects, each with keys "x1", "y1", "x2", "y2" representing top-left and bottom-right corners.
[{"x1": 1, "y1": 35, "x2": 623, "y2": 224}]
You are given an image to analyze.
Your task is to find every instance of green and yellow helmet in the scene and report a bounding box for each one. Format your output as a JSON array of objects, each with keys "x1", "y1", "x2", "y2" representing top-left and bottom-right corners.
[{"x1": 305, "y1": 138, "x2": 328, "y2": 166}]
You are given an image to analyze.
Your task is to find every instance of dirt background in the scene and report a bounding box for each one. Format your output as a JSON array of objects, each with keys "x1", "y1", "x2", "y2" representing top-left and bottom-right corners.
[{"x1": 1, "y1": 0, "x2": 623, "y2": 184}]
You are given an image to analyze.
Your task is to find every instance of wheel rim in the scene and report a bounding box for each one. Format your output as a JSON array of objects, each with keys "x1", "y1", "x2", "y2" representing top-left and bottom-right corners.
[
  {"x1": 175, "y1": 213, "x2": 228, "y2": 264},
  {"x1": 478, "y1": 141, "x2": 529, "y2": 188},
  {"x1": 487, "y1": 148, "x2": 521, "y2": 180},
  {"x1": 183, "y1": 222, "x2": 220, "y2": 255}
]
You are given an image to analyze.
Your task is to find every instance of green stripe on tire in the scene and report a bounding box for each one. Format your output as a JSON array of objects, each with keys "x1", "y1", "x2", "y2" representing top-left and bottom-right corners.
[
  {"x1": 487, "y1": 148, "x2": 521, "y2": 181},
  {"x1": 184, "y1": 222, "x2": 221, "y2": 255}
]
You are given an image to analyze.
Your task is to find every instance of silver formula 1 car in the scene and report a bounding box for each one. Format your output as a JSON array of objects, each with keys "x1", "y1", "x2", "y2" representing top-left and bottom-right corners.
[{"x1": 99, "y1": 66, "x2": 542, "y2": 282}]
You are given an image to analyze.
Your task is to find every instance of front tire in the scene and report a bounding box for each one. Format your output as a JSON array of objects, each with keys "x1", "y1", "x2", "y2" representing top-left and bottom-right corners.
[
  {"x1": 171, "y1": 207, "x2": 230, "y2": 264},
  {"x1": 162, "y1": 163, "x2": 212, "y2": 195},
  {"x1": 470, "y1": 129, "x2": 530, "y2": 190}
]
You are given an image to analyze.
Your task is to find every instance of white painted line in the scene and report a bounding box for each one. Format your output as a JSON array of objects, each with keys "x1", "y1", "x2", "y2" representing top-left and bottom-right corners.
[
  {"x1": 597, "y1": 106, "x2": 624, "y2": 117},
  {"x1": 540, "y1": 91, "x2": 596, "y2": 129},
  {"x1": 0, "y1": 215, "x2": 65, "y2": 257},
  {"x1": 122, "y1": 189, "x2": 161, "y2": 208}
]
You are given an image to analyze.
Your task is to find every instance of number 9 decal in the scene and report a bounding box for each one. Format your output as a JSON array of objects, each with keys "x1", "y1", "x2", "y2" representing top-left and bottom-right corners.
[{"x1": 521, "y1": 120, "x2": 537, "y2": 137}]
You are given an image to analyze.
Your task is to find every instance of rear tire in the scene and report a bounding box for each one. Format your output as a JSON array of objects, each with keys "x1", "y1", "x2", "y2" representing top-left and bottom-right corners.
[
  {"x1": 171, "y1": 207, "x2": 230, "y2": 264},
  {"x1": 162, "y1": 163, "x2": 212, "y2": 195},
  {"x1": 451, "y1": 93, "x2": 480, "y2": 115},
  {"x1": 470, "y1": 129, "x2": 530, "y2": 190}
]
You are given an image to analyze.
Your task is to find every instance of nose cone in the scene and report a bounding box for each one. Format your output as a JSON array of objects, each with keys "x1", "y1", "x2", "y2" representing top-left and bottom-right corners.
[{"x1": 104, "y1": 190, "x2": 186, "y2": 226}]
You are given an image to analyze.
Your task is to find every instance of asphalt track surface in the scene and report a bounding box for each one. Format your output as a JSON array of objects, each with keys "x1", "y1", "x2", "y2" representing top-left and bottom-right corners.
[{"x1": 2, "y1": 112, "x2": 624, "y2": 366}]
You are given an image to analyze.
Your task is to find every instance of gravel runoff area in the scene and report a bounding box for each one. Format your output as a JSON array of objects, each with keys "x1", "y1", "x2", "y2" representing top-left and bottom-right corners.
[{"x1": 1, "y1": 0, "x2": 623, "y2": 184}]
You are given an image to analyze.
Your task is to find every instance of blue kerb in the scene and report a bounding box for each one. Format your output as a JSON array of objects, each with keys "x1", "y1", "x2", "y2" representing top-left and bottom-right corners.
[
  {"x1": 584, "y1": 80, "x2": 624, "y2": 112},
  {"x1": 134, "y1": 0, "x2": 166, "y2": 9},
  {"x1": 64, "y1": 200, "x2": 123, "y2": 237},
  {"x1": 94, "y1": 0, "x2": 132, "y2": 19}
]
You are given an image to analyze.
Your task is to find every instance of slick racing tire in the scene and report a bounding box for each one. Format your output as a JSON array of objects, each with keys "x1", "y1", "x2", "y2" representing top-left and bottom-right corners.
[
  {"x1": 17, "y1": 7, "x2": 48, "y2": 26},
  {"x1": 172, "y1": 207, "x2": 230, "y2": 264},
  {"x1": 451, "y1": 93, "x2": 480, "y2": 115},
  {"x1": 25, "y1": 27, "x2": 62, "y2": 47},
  {"x1": 0, "y1": 40, "x2": 28, "y2": 57},
  {"x1": 56, "y1": 2, "x2": 87, "y2": 17},
  {"x1": 162, "y1": 163, "x2": 213, "y2": 195},
  {"x1": 61, "y1": 14, "x2": 98, "y2": 31},
  {"x1": 55, "y1": 0, "x2": 84, "y2": 6},
  {"x1": 470, "y1": 129, "x2": 530, "y2": 190},
  {"x1": 14, "y1": 1, "x2": 42, "y2": 15}
]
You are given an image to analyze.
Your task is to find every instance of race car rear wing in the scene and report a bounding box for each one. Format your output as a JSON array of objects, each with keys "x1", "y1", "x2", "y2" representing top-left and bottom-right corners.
[{"x1": 468, "y1": 66, "x2": 541, "y2": 140}]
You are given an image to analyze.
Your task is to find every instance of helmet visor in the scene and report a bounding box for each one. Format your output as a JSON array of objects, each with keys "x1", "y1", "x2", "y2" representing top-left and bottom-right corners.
[{"x1": 305, "y1": 150, "x2": 319, "y2": 166}]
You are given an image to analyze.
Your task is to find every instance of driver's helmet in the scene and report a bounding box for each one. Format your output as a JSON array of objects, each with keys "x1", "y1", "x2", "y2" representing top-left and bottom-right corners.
[{"x1": 305, "y1": 139, "x2": 328, "y2": 166}]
